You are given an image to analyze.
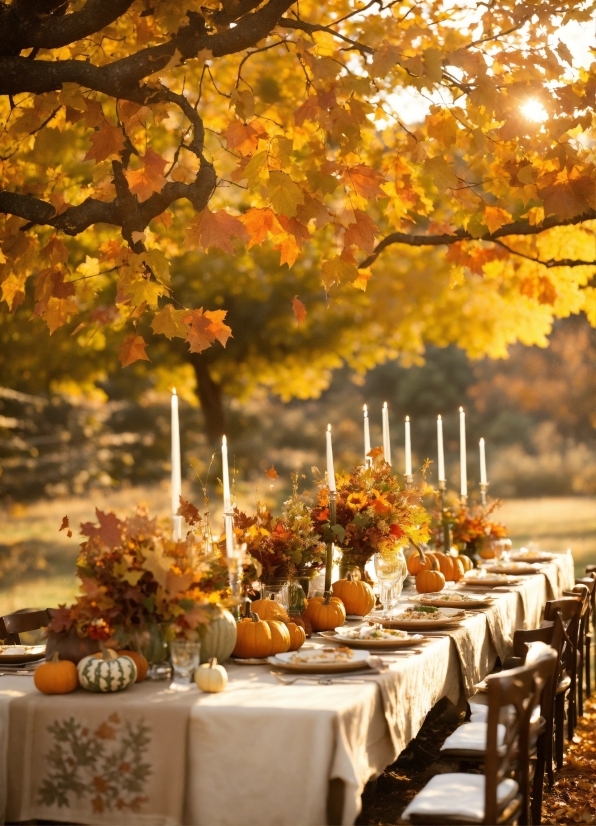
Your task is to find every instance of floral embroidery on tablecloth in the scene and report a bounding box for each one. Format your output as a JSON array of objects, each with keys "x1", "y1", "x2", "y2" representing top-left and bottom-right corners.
[{"x1": 37, "y1": 712, "x2": 152, "y2": 813}]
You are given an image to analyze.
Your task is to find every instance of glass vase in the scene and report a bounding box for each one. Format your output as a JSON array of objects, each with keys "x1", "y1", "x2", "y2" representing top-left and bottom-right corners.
[
  {"x1": 115, "y1": 623, "x2": 170, "y2": 680},
  {"x1": 338, "y1": 549, "x2": 374, "y2": 584}
]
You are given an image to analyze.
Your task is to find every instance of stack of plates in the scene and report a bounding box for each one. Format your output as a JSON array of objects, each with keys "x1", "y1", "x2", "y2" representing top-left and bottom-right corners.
[
  {"x1": 268, "y1": 648, "x2": 372, "y2": 674},
  {"x1": 0, "y1": 644, "x2": 46, "y2": 674}
]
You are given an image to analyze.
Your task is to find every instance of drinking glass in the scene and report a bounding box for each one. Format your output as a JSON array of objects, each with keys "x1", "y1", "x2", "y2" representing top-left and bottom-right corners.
[
  {"x1": 374, "y1": 547, "x2": 407, "y2": 618},
  {"x1": 261, "y1": 579, "x2": 289, "y2": 611},
  {"x1": 169, "y1": 640, "x2": 200, "y2": 691}
]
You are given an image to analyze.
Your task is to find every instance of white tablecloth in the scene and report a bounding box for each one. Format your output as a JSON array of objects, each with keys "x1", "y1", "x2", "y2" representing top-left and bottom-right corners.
[{"x1": 0, "y1": 552, "x2": 575, "y2": 826}]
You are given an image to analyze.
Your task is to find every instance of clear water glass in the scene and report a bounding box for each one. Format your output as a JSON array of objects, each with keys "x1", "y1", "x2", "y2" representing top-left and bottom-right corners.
[
  {"x1": 374, "y1": 548, "x2": 407, "y2": 618},
  {"x1": 169, "y1": 640, "x2": 200, "y2": 691}
]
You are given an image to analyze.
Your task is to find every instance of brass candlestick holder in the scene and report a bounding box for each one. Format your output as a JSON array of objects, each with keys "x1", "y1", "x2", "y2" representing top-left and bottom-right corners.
[
  {"x1": 480, "y1": 482, "x2": 488, "y2": 506},
  {"x1": 438, "y1": 480, "x2": 451, "y2": 553},
  {"x1": 324, "y1": 489, "x2": 337, "y2": 595}
]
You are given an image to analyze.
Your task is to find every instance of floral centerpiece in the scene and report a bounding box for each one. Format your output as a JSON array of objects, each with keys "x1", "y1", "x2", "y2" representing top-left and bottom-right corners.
[
  {"x1": 431, "y1": 497, "x2": 508, "y2": 558},
  {"x1": 311, "y1": 450, "x2": 431, "y2": 580},
  {"x1": 222, "y1": 474, "x2": 326, "y2": 587},
  {"x1": 48, "y1": 502, "x2": 229, "y2": 662}
]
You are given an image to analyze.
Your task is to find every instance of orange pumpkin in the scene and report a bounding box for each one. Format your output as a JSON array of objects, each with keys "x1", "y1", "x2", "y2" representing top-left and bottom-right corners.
[
  {"x1": 451, "y1": 557, "x2": 466, "y2": 582},
  {"x1": 304, "y1": 594, "x2": 346, "y2": 631},
  {"x1": 267, "y1": 620, "x2": 291, "y2": 654},
  {"x1": 332, "y1": 573, "x2": 375, "y2": 616},
  {"x1": 34, "y1": 652, "x2": 78, "y2": 695},
  {"x1": 284, "y1": 621, "x2": 306, "y2": 651},
  {"x1": 415, "y1": 564, "x2": 446, "y2": 593},
  {"x1": 250, "y1": 596, "x2": 289, "y2": 622},
  {"x1": 407, "y1": 548, "x2": 433, "y2": 576},
  {"x1": 232, "y1": 613, "x2": 273, "y2": 659},
  {"x1": 459, "y1": 555, "x2": 474, "y2": 572},
  {"x1": 296, "y1": 613, "x2": 313, "y2": 638},
  {"x1": 434, "y1": 552, "x2": 455, "y2": 581},
  {"x1": 117, "y1": 650, "x2": 149, "y2": 682}
]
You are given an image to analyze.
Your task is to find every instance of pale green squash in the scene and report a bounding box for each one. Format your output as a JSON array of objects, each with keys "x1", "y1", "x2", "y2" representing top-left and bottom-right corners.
[
  {"x1": 77, "y1": 649, "x2": 137, "y2": 693},
  {"x1": 198, "y1": 606, "x2": 237, "y2": 664}
]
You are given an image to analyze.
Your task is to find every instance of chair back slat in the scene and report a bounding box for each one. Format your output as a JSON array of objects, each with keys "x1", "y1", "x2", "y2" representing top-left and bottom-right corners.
[
  {"x1": 512, "y1": 621, "x2": 554, "y2": 660},
  {"x1": 484, "y1": 651, "x2": 557, "y2": 825},
  {"x1": 0, "y1": 608, "x2": 50, "y2": 644}
]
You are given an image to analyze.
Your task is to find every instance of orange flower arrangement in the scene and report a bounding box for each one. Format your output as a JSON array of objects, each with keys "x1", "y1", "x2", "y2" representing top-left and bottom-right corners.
[{"x1": 312, "y1": 451, "x2": 430, "y2": 566}]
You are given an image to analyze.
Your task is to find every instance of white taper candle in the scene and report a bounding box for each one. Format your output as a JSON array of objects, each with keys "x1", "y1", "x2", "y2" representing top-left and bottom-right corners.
[
  {"x1": 459, "y1": 407, "x2": 467, "y2": 497},
  {"x1": 479, "y1": 438, "x2": 488, "y2": 485},
  {"x1": 382, "y1": 402, "x2": 391, "y2": 465},
  {"x1": 405, "y1": 416, "x2": 412, "y2": 476},
  {"x1": 326, "y1": 424, "x2": 336, "y2": 492},
  {"x1": 171, "y1": 389, "x2": 182, "y2": 540},
  {"x1": 222, "y1": 435, "x2": 234, "y2": 556},
  {"x1": 363, "y1": 404, "x2": 371, "y2": 465},
  {"x1": 437, "y1": 415, "x2": 445, "y2": 482}
]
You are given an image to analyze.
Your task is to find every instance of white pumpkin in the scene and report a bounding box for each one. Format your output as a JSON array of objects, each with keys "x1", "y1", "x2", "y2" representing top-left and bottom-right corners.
[
  {"x1": 198, "y1": 607, "x2": 237, "y2": 664},
  {"x1": 195, "y1": 657, "x2": 228, "y2": 693},
  {"x1": 77, "y1": 648, "x2": 137, "y2": 693}
]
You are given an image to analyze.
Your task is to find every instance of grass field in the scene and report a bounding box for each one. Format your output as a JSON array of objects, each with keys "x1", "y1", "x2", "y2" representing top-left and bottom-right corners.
[{"x1": 0, "y1": 489, "x2": 594, "y2": 612}]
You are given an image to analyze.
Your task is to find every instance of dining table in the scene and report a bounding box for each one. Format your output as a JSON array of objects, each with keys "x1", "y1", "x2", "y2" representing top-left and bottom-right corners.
[{"x1": 0, "y1": 551, "x2": 575, "y2": 826}]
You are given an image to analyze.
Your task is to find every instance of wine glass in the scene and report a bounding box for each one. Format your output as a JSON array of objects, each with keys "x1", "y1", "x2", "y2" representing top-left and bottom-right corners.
[{"x1": 374, "y1": 548, "x2": 407, "y2": 618}]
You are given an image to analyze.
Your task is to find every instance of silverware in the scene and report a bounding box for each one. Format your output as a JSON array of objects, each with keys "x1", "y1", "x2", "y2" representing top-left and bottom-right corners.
[{"x1": 0, "y1": 670, "x2": 34, "y2": 677}]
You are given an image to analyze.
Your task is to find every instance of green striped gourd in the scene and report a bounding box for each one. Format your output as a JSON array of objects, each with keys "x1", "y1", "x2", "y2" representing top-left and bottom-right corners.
[
  {"x1": 198, "y1": 606, "x2": 237, "y2": 664},
  {"x1": 77, "y1": 648, "x2": 137, "y2": 693}
]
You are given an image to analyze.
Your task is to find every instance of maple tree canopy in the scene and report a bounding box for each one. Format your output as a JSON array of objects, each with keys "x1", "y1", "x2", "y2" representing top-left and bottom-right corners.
[{"x1": 1, "y1": 0, "x2": 595, "y2": 369}]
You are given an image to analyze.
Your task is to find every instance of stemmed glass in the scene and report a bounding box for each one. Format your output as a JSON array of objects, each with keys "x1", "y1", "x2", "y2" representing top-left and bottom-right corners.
[{"x1": 374, "y1": 547, "x2": 407, "y2": 618}]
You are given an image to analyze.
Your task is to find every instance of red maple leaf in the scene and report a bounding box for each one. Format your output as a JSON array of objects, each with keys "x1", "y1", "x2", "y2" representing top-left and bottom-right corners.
[{"x1": 80, "y1": 508, "x2": 123, "y2": 549}]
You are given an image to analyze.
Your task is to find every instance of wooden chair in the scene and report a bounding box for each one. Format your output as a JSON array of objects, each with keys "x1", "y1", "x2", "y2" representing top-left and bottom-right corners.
[
  {"x1": 585, "y1": 567, "x2": 596, "y2": 635},
  {"x1": 543, "y1": 596, "x2": 582, "y2": 767},
  {"x1": 0, "y1": 608, "x2": 50, "y2": 644},
  {"x1": 446, "y1": 628, "x2": 562, "y2": 826},
  {"x1": 578, "y1": 573, "x2": 596, "y2": 696},
  {"x1": 563, "y1": 584, "x2": 591, "y2": 718},
  {"x1": 400, "y1": 652, "x2": 557, "y2": 825}
]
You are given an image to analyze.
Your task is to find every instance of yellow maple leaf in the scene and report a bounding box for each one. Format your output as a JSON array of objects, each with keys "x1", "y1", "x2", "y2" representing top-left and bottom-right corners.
[{"x1": 151, "y1": 304, "x2": 189, "y2": 340}]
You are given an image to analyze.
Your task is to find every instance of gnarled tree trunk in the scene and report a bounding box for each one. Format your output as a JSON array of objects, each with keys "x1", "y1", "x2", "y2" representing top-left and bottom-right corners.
[{"x1": 188, "y1": 354, "x2": 225, "y2": 446}]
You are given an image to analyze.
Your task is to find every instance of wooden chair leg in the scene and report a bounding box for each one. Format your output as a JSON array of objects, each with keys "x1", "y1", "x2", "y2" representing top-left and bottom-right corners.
[
  {"x1": 577, "y1": 651, "x2": 584, "y2": 718},
  {"x1": 555, "y1": 692, "x2": 565, "y2": 770},
  {"x1": 585, "y1": 635, "x2": 591, "y2": 699},
  {"x1": 568, "y1": 677, "x2": 577, "y2": 740},
  {"x1": 532, "y1": 735, "x2": 546, "y2": 826}
]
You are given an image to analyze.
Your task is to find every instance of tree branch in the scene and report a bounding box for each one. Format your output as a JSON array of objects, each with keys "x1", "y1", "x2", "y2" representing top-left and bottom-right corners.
[
  {"x1": 278, "y1": 17, "x2": 375, "y2": 54},
  {"x1": 359, "y1": 209, "x2": 596, "y2": 269},
  {"x1": 0, "y1": 0, "x2": 296, "y2": 100},
  {"x1": 0, "y1": 0, "x2": 134, "y2": 56},
  {"x1": 494, "y1": 240, "x2": 596, "y2": 269},
  {"x1": 0, "y1": 164, "x2": 216, "y2": 239}
]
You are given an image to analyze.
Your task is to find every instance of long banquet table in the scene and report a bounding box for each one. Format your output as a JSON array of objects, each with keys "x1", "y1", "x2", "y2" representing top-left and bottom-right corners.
[{"x1": 0, "y1": 553, "x2": 575, "y2": 826}]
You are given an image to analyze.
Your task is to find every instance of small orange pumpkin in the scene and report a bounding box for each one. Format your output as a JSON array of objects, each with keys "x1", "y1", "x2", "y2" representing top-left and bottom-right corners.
[
  {"x1": 407, "y1": 548, "x2": 433, "y2": 576},
  {"x1": 295, "y1": 613, "x2": 313, "y2": 638},
  {"x1": 332, "y1": 573, "x2": 376, "y2": 616},
  {"x1": 268, "y1": 620, "x2": 291, "y2": 654},
  {"x1": 459, "y1": 554, "x2": 474, "y2": 572},
  {"x1": 416, "y1": 556, "x2": 446, "y2": 594},
  {"x1": 304, "y1": 594, "x2": 346, "y2": 631},
  {"x1": 451, "y1": 557, "x2": 466, "y2": 582},
  {"x1": 232, "y1": 613, "x2": 273, "y2": 659},
  {"x1": 117, "y1": 650, "x2": 149, "y2": 682},
  {"x1": 434, "y1": 552, "x2": 455, "y2": 581},
  {"x1": 34, "y1": 652, "x2": 78, "y2": 695},
  {"x1": 283, "y1": 621, "x2": 306, "y2": 651},
  {"x1": 250, "y1": 596, "x2": 289, "y2": 622}
]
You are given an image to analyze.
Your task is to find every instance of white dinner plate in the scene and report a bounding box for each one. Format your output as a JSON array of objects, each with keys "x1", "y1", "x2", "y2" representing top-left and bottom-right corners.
[
  {"x1": 409, "y1": 594, "x2": 495, "y2": 609},
  {"x1": 460, "y1": 575, "x2": 522, "y2": 588},
  {"x1": 509, "y1": 552, "x2": 554, "y2": 564},
  {"x1": 0, "y1": 644, "x2": 46, "y2": 664},
  {"x1": 319, "y1": 630, "x2": 425, "y2": 649},
  {"x1": 485, "y1": 564, "x2": 541, "y2": 576},
  {"x1": 377, "y1": 607, "x2": 467, "y2": 630},
  {"x1": 269, "y1": 648, "x2": 371, "y2": 673}
]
